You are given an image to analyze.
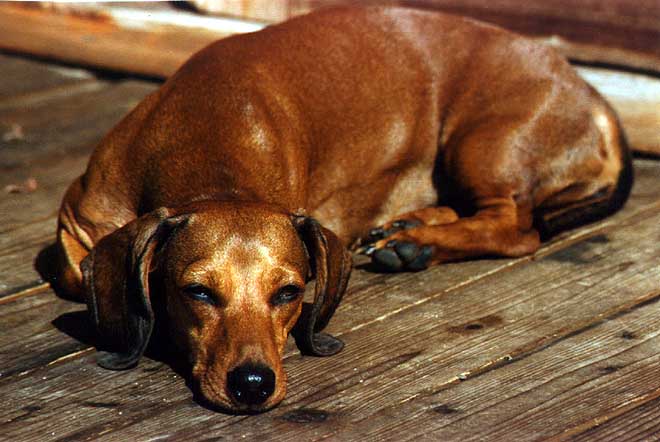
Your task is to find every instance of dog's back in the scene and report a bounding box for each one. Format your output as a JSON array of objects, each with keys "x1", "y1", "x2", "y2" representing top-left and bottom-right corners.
[{"x1": 57, "y1": 6, "x2": 631, "y2": 292}]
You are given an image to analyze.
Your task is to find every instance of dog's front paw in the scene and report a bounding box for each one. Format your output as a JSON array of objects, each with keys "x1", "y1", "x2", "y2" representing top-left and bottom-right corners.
[
  {"x1": 363, "y1": 219, "x2": 422, "y2": 244},
  {"x1": 362, "y1": 238, "x2": 433, "y2": 272}
]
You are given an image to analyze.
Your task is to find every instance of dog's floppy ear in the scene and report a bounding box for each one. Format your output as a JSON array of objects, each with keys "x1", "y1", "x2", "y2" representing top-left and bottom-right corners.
[
  {"x1": 291, "y1": 216, "x2": 352, "y2": 356},
  {"x1": 80, "y1": 208, "x2": 188, "y2": 370}
]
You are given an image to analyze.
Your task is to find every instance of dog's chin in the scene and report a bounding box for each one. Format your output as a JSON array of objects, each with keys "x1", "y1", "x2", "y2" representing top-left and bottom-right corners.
[{"x1": 196, "y1": 376, "x2": 284, "y2": 414}]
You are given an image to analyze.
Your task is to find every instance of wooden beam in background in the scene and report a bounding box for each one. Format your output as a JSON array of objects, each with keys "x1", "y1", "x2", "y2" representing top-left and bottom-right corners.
[
  {"x1": 0, "y1": 3, "x2": 657, "y2": 155},
  {"x1": 295, "y1": 0, "x2": 660, "y2": 73},
  {"x1": 0, "y1": 3, "x2": 263, "y2": 79}
]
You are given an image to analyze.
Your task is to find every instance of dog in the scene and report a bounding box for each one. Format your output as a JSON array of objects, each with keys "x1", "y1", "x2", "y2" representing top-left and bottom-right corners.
[{"x1": 54, "y1": 6, "x2": 632, "y2": 413}]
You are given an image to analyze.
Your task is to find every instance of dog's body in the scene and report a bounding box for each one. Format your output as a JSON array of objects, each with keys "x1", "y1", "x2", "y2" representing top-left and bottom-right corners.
[{"x1": 55, "y1": 7, "x2": 631, "y2": 412}]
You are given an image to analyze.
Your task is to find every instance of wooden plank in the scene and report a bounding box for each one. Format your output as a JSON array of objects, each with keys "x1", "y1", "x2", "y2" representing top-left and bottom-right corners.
[
  {"x1": 0, "y1": 288, "x2": 86, "y2": 378},
  {"x1": 0, "y1": 53, "x2": 94, "y2": 100},
  {"x1": 568, "y1": 395, "x2": 660, "y2": 441},
  {"x1": 1, "y1": 186, "x2": 658, "y2": 441},
  {"x1": 0, "y1": 80, "x2": 157, "y2": 296},
  {"x1": 0, "y1": 79, "x2": 156, "y2": 183},
  {"x1": 0, "y1": 3, "x2": 262, "y2": 79},
  {"x1": 355, "y1": 296, "x2": 660, "y2": 441},
  {"x1": 189, "y1": 0, "x2": 291, "y2": 22},
  {"x1": 0, "y1": 158, "x2": 657, "y2": 367},
  {"x1": 177, "y1": 204, "x2": 660, "y2": 441}
]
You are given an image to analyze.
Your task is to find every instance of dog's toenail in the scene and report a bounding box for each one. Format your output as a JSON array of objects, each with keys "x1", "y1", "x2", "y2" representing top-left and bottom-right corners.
[
  {"x1": 362, "y1": 245, "x2": 376, "y2": 256},
  {"x1": 369, "y1": 227, "x2": 384, "y2": 238}
]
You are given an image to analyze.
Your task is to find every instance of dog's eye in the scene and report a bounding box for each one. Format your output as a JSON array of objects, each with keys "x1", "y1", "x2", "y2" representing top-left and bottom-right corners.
[
  {"x1": 271, "y1": 284, "x2": 303, "y2": 306},
  {"x1": 183, "y1": 284, "x2": 216, "y2": 306}
]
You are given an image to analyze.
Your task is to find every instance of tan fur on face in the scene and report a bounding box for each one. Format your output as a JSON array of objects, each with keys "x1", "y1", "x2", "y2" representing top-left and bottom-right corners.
[{"x1": 161, "y1": 204, "x2": 308, "y2": 411}]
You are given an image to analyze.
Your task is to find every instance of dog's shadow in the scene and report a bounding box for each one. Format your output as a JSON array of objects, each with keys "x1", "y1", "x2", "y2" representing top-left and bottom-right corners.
[
  {"x1": 35, "y1": 242, "x2": 239, "y2": 414},
  {"x1": 35, "y1": 243, "x2": 101, "y2": 348}
]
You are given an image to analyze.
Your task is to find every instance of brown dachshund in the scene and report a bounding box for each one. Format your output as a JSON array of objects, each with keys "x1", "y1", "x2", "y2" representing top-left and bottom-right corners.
[{"x1": 54, "y1": 6, "x2": 632, "y2": 413}]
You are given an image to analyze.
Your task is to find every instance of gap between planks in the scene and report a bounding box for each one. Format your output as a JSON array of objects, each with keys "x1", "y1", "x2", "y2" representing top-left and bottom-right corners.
[
  {"x1": 5, "y1": 200, "x2": 659, "y2": 393},
  {"x1": 565, "y1": 394, "x2": 660, "y2": 442},
  {"x1": 0, "y1": 283, "x2": 49, "y2": 305},
  {"x1": 397, "y1": 288, "x2": 660, "y2": 409},
  {"x1": 112, "y1": 204, "x2": 660, "y2": 442},
  {"x1": 340, "y1": 199, "x2": 660, "y2": 337},
  {"x1": 545, "y1": 385, "x2": 660, "y2": 441}
]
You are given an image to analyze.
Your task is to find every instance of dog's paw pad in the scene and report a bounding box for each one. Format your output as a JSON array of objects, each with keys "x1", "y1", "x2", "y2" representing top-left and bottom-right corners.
[
  {"x1": 393, "y1": 241, "x2": 418, "y2": 261},
  {"x1": 406, "y1": 244, "x2": 433, "y2": 271},
  {"x1": 372, "y1": 247, "x2": 404, "y2": 271},
  {"x1": 371, "y1": 240, "x2": 433, "y2": 272}
]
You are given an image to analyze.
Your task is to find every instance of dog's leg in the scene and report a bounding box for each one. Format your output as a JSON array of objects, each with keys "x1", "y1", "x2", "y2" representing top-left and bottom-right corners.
[
  {"x1": 363, "y1": 206, "x2": 459, "y2": 244},
  {"x1": 55, "y1": 177, "x2": 93, "y2": 300},
  {"x1": 364, "y1": 200, "x2": 540, "y2": 271}
]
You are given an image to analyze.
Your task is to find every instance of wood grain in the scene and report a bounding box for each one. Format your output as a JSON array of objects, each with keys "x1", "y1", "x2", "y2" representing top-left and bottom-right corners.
[
  {"x1": 0, "y1": 287, "x2": 86, "y2": 378},
  {"x1": 0, "y1": 80, "x2": 155, "y2": 183},
  {"x1": 0, "y1": 53, "x2": 93, "y2": 101},
  {"x1": 361, "y1": 298, "x2": 660, "y2": 441},
  {"x1": 188, "y1": 204, "x2": 660, "y2": 441},
  {"x1": 0, "y1": 80, "x2": 156, "y2": 297},
  {"x1": 1, "y1": 190, "x2": 658, "y2": 441},
  {"x1": 0, "y1": 3, "x2": 260, "y2": 79},
  {"x1": 568, "y1": 395, "x2": 660, "y2": 441}
]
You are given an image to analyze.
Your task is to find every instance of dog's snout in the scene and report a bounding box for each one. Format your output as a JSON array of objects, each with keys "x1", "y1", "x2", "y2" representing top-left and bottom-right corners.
[{"x1": 227, "y1": 363, "x2": 276, "y2": 406}]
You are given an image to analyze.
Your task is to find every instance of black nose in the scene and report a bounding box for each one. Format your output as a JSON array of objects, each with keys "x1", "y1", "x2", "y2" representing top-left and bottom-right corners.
[{"x1": 227, "y1": 363, "x2": 276, "y2": 406}]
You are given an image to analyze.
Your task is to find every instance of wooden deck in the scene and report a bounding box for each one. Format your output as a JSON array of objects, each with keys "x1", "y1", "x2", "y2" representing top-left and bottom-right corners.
[{"x1": 1, "y1": 52, "x2": 659, "y2": 441}]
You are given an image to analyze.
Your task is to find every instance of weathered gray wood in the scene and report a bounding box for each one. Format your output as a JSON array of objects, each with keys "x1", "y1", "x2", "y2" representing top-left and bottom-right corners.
[
  {"x1": 1, "y1": 194, "x2": 658, "y2": 441},
  {"x1": 0, "y1": 80, "x2": 157, "y2": 296},
  {"x1": 173, "y1": 204, "x2": 660, "y2": 441},
  {"x1": 568, "y1": 395, "x2": 660, "y2": 442},
  {"x1": 0, "y1": 289, "x2": 86, "y2": 378},
  {"x1": 576, "y1": 67, "x2": 660, "y2": 156},
  {"x1": 0, "y1": 79, "x2": 156, "y2": 186},
  {"x1": 351, "y1": 294, "x2": 660, "y2": 441},
  {"x1": 0, "y1": 53, "x2": 93, "y2": 100}
]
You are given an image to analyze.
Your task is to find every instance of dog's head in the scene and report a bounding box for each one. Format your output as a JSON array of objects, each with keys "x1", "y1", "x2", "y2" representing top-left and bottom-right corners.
[{"x1": 80, "y1": 201, "x2": 351, "y2": 413}]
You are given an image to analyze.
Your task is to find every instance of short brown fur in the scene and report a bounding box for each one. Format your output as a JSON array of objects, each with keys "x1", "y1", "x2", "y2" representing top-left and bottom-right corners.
[{"x1": 55, "y1": 6, "x2": 631, "y2": 413}]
